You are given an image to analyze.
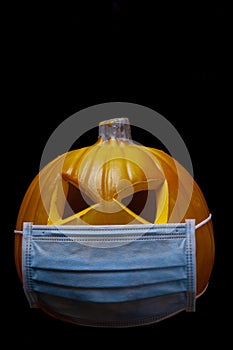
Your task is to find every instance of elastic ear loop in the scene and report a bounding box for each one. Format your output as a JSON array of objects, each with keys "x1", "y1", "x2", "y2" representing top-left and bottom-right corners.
[{"x1": 195, "y1": 213, "x2": 212, "y2": 229}]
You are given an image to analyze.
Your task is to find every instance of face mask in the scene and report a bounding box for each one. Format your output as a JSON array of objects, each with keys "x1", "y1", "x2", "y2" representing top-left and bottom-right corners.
[{"x1": 16, "y1": 215, "x2": 211, "y2": 328}]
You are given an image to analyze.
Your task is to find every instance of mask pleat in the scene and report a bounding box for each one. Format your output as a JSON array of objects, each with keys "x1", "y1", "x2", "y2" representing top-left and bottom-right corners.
[{"x1": 28, "y1": 236, "x2": 188, "y2": 303}]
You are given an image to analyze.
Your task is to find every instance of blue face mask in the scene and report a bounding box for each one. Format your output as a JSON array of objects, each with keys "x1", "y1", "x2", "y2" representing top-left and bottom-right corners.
[{"x1": 17, "y1": 216, "x2": 211, "y2": 328}]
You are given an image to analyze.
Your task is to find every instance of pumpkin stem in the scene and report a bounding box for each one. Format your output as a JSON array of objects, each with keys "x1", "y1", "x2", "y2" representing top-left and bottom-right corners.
[{"x1": 99, "y1": 118, "x2": 132, "y2": 142}]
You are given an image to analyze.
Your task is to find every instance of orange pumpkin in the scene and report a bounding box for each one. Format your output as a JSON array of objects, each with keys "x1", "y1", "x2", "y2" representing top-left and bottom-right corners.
[{"x1": 15, "y1": 117, "x2": 215, "y2": 297}]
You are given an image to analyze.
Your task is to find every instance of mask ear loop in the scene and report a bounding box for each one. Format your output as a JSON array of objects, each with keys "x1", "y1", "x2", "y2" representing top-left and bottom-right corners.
[{"x1": 195, "y1": 213, "x2": 212, "y2": 229}]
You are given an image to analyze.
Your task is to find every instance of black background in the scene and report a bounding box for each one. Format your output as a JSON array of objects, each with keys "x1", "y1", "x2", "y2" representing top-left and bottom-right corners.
[{"x1": 2, "y1": 2, "x2": 230, "y2": 347}]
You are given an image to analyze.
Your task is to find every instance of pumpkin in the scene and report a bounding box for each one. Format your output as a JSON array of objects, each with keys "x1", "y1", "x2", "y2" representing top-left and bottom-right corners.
[{"x1": 15, "y1": 117, "x2": 215, "y2": 297}]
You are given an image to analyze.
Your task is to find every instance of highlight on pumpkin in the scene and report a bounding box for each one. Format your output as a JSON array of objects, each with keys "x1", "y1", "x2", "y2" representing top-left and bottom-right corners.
[{"x1": 15, "y1": 117, "x2": 215, "y2": 296}]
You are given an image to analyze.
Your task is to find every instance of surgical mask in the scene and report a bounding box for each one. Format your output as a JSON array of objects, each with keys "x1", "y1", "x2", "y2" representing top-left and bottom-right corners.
[{"x1": 16, "y1": 215, "x2": 211, "y2": 328}]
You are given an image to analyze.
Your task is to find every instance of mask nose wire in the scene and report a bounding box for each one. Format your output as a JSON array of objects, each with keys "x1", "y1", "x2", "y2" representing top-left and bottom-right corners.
[
  {"x1": 14, "y1": 213, "x2": 212, "y2": 234},
  {"x1": 195, "y1": 213, "x2": 212, "y2": 229}
]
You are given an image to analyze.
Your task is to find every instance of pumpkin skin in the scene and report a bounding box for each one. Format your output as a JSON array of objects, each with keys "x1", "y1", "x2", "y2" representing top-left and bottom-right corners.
[{"x1": 15, "y1": 118, "x2": 215, "y2": 298}]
